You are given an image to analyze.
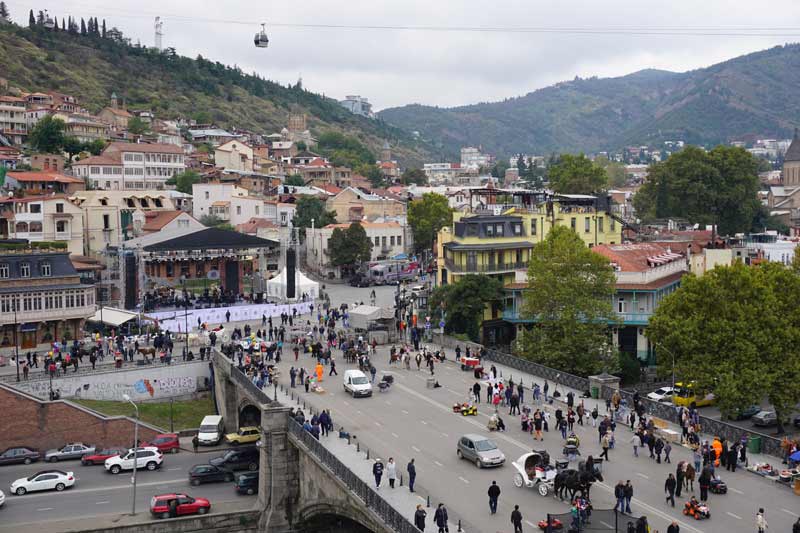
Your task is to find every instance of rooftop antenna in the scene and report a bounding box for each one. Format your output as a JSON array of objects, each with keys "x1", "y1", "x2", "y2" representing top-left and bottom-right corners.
[{"x1": 154, "y1": 16, "x2": 164, "y2": 51}]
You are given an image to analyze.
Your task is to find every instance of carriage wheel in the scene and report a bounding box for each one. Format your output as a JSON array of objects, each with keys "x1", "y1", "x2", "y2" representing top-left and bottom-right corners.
[
  {"x1": 538, "y1": 483, "x2": 549, "y2": 497},
  {"x1": 513, "y1": 473, "x2": 524, "y2": 488}
]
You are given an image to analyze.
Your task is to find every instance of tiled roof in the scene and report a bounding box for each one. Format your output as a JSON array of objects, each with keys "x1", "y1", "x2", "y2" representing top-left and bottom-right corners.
[
  {"x1": 592, "y1": 242, "x2": 685, "y2": 272},
  {"x1": 7, "y1": 171, "x2": 83, "y2": 184},
  {"x1": 236, "y1": 217, "x2": 278, "y2": 234},
  {"x1": 616, "y1": 271, "x2": 686, "y2": 291},
  {"x1": 73, "y1": 154, "x2": 122, "y2": 166},
  {"x1": 785, "y1": 129, "x2": 800, "y2": 162},
  {"x1": 102, "y1": 107, "x2": 133, "y2": 118},
  {"x1": 105, "y1": 142, "x2": 183, "y2": 154},
  {"x1": 142, "y1": 211, "x2": 183, "y2": 232},
  {"x1": 0, "y1": 194, "x2": 69, "y2": 204}
]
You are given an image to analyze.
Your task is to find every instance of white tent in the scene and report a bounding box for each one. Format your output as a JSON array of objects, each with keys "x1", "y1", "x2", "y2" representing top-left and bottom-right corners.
[
  {"x1": 266, "y1": 268, "x2": 319, "y2": 301},
  {"x1": 88, "y1": 307, "x2": 141, "y2": 327},
  {"x1": 349, "y1": 304, "x2": 394, "y2": 330}
]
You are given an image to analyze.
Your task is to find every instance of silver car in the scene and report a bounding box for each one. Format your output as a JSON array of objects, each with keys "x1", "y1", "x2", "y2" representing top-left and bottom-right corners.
[
  {"x1": 44, "y1": 443, "x2": 95, "y2": 462},
  {"x1": 752, "y1": 410, "x2": 778, "y2": 427},
  {"x1": 457, "y1": 434, "x2": 505, "y2": 468}
]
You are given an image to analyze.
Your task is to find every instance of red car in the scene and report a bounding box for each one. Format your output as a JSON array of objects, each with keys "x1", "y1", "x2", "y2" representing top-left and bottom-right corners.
[
  {"x1": 143, "y1": 434, "x2": 180, "y2": 454},
  {"x1": 150, "y1": 493, "x2": 211, "y2": 519},
  {"x1": 81, "y1": 448, "x2": 126, "y2": 466}
]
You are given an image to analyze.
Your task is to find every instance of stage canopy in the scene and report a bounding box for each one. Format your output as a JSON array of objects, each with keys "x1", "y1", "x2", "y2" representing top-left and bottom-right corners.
[{"x1": 266, "y1": 268, "x2": 319, "y2": 301}]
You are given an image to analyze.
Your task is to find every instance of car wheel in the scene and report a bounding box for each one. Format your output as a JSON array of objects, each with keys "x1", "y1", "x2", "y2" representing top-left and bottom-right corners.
[
  {"x1": 55, "y1": 483, "x2": 65, "y2": 492},
  {"x1": 15, "y1": 487, "x2": 26, "y2": 496},
  {"x1": 146, "y1": 461, "x2": 157, "y2": 471},
  {"x1": 49, "y1": 457, "x2": 58, "y2": 462},
  {"x1": 161, "y1": 512, "x2": 170, "y2": 519},
  {"x1": 513, "y1": 473, "x2": 524, "y2": 488},
  {"x1": 172, "y1": 448, "x2": 179, "y2": 454},
  {"x1": 197, "y1": 507, "x2": 208, "y2": 515},
  {"x1": 246, "y1": 488, "x2": 254, "y2": 495},
  {"x1": 111, "y1": 465, "x2": 121, "y2": 474},
  {"x1": 191, "y1": 478, "x2": 200, "y2": 486},
  {"x1": 248, "y1": 462, "x2": 258, "y2": 471},
  {"x1": 475, "y1": 458, "x2": 482, "y2": 469},
  {"x1": 23, "y1": 458, "x2": 32, "y2": 465}
]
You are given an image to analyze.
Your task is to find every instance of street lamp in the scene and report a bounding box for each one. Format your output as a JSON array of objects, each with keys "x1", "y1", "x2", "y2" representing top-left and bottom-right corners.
[
  {"x1": 12, "y1": 301, "x2": 19, "y2": 382},
  {"x1": 122, "y1": 393, "x2": 139, "y2": 516},
  {"x1": 180, "y1": 276, "x2": 189, "y2": 359}
]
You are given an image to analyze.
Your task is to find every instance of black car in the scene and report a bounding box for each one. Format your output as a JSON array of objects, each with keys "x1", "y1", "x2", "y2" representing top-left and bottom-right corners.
[
  {"x1": 0, "y1": 447, "x2": 41, "y2": 466},
  {"x1": 209, "y1": 446, "x2": 259, "y2": 472},
  {"x1": 349, "y1": 274, "x2": 370, "y2": 287},
  {"x1": 188, "y1": 464, "x2": 233, "y2": 486},
  {"x1": 234, "y1": 471, "x2": 259, "y2": 495}
]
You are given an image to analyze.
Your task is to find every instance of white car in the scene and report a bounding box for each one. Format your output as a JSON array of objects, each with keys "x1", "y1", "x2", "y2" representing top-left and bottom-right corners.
[
  {"x1": 646, "y1": 387, "x2": 675, "y2": 403},
  {"x1": 104, "y1": 447, "x2": 163, "y2": 474},
  {"x1": 10, "y1": 470, "x2": 75, "y2": 495}
]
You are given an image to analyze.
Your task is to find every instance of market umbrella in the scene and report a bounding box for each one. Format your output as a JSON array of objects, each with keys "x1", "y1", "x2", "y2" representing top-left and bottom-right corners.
[{"x1": 790, "y1": 450, "x2": 800, "y2": 462}]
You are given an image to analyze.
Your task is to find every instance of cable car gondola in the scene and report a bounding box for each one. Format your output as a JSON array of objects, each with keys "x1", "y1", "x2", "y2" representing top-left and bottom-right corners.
[
  {"x1": 43, "y1": 10, "x2": 55, "y2": 30},
  {"x1": 254, "y1": 23, "x2": 269, "y2": 48}
]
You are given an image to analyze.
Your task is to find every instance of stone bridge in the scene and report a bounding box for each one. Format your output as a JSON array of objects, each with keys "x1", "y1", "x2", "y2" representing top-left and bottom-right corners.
[{"x1": 211, "y1": 352, "x2": 418, "y2": 533}]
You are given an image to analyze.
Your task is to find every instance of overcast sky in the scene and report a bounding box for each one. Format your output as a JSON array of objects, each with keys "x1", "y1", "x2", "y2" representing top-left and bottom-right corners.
[{"x1": 7, "y1": 0, "x2": 800, "y2": 110}]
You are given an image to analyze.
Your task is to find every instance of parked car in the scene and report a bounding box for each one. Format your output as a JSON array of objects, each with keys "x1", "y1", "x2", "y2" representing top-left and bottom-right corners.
[
  {"x1": 209, "y1": 446, "x2": 259, "y2": 472},
  {"x1": 81, "y1": 448, "x2": 127, "y2": 466},
  {"x1": 224, "y1": 427, "x2": 260, "y2": 446},
  {"x1": 10, "y1": 470, "x2": 75, "y2": 495},
  {"x1": 150, "y1": 493, "x2": 211, "y2": 519},
  {"x1": 728, "y1": 405, "x2": 761, "y2": 421},
  {"x1": 456, "y1": 434, "x2": 505, "y2": 468},
  {"x1": 188, "y1": 464, "x2": 233, "y2": 486},
  {"x1": 646, "y1": 387, "x2": 675, "y2": 403},
  {"x1": 0, "y1": 447, "x2": 40, "y2": 466},
  {"x1": 752, "y1": 410, "x2": 779, "y2": 427},
  {"x1": 143, "y1": 434, "x2": 180, "y2": 454},
  {"x1": 105, "y1": 447, "x2": 163, "y2": 474},
  {"x1": 45, "y1": 443, "x2": 95, "y2": 463},
  {"x1": 234, "y1": 471, "x2": 259, "y2": 495}
]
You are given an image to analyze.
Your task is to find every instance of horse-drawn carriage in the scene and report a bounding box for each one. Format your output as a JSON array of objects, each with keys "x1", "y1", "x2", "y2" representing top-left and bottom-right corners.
[{"x1": 512, "y1": 450, "x2": 558, "y2": 496}]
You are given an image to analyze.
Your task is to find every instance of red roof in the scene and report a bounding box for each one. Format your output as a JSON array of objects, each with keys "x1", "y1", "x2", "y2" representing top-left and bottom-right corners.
[
  {"x1": 7, "y1": 171, "x2": 83, "y2": 184},
  {"x1": 380, "y1": 161, "x2": 398, "y2": 169},
  {"x1": 592, "y1": 243, "x2": 684, "y2": 272},
  {"x1": 305, "y1": 157, "x2": 331, "y2": 168},
  {"x1": 73, "y1": 154, "x2": 122, "y2": 166},
  {"x1": 236, "y1": 217, "x2": 278, "y2": 234},
  {"x1": 142, "y1": 211, "x2": 184, "y2": 232},
  {"x1": 105, "y1": 142, "x2": 183, "y2": 155}
]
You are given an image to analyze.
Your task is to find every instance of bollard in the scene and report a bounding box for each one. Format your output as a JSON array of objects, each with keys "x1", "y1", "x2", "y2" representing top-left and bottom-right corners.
[
  {"x1": 357, "y1": 442, "x2": 360, "y2": 453},
  {"x1": 366, "y1": 448, "x2": 370, "y2": 460},
  {"x1": 347, "y1": 435, "x2": 351, "y2": 445},
  {"x1": 400, "y1": 473, "x2": 404, "y2": 487},
  {"x1": 458, "y1": 520, "x2": 462, "y2": 532},
  {"x1": 426, "y1": 495, "x2": 430, "y2": 508}
]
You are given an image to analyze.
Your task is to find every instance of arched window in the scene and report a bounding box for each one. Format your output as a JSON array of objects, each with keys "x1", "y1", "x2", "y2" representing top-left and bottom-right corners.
[
  {"x1": 29, "y1": 221, "x2": 43, "y2": 233},
  {"x1": 14, "y1": 222, "x2": 28, "y2": 233}
]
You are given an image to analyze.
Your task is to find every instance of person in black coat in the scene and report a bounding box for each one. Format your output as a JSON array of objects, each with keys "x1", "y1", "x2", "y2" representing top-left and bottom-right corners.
[
  {"x1": 372, "y1": 459, "x2": 384, "y2": 488},
  {"x1": 667, "y1": 520, "x2": 680, "y2": 533},
  {"x1": 414, "y1": 504, "x2": 427, "y2": 531},
  {"x1": 434, "y1": 503, "x2": 449, "y2": 533},
  {"x1": 664, "y1": 473, "x2": 677, "y2": 507}
]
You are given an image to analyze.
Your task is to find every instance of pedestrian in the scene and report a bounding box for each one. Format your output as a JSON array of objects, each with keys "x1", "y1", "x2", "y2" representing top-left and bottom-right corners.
[
  {"x1": 614, "y1": 480, "x2": 626, "y2": 513},
  {"x1": 654, "y1": 437, "x2": 664, "y2": 464},
  {"x1": 414, "y1": 504, "x2": 427, "y2": 531},
  {"x1": 698, "y1": 467, "x2": 711, "y2": 502},
  {"x1": 630, "y1": 432, "x2": 641, "y2": 457},
  {"x1": 510, "y1": 504, "x2": 523, "y2": 533},
  {"x1": 591, "y1": 406, "x2": 598, "y2": 427},
  {"x1": 756, "y1": 508, "x2": 768, "y2": 533},
  {"x1": 629, "y1": 410, "x2": 636, "y2": 431},
  {"x1": 623, "y1": 480, "x2": 633, "y2": 514},
  {"x1": 675, "y1": 463, "x2": 684, "y2": 498},
  {"x1": 304, "y1": 375, "x2": 310, "y2": 393},
  {"x1": 434, "y1": 503, "x2": 449, "y2": 533},
  {"x1": 372, "y1": 458, "x2": 384, "y2": 489},
  {"x1": 386, "y1": 457, "x2": 397, "y2": 488},
  {"x1": 487, "y1": 480, "x2": 501, "y2": 514},
  {"x1": 543, "y1": 380, "x2": 549, "y2": 401},
  {"x1": 407, "y1": 458, "x2": 416, "y2": 492},
  {"x1": 793, "y1": 516, "x2": 800, "y2": 533},
  {"x1": 290, "y1": 366, "x2": 296, "y2": 388},
  {"x1": 600, "y1": 433, "x2": 611, "y2": 461},
  {"x1": 226, "y1": 310, "x2": 231, "y2": 322},
  {"x1": 664, "y1": 473, "x2": 676, "y2": 507},
  {"x1": 664, "y1": 441, "x2": 672, "y2": 464},
  {"x1": 473, "y1": 382, "x2": 481, "y2": 403},
  {"x1": 329, "y1": 357, "x2": 337, "y2": 376},
  {"x1": 192, "y1": 435, "x2": 199, "y2": 453}
]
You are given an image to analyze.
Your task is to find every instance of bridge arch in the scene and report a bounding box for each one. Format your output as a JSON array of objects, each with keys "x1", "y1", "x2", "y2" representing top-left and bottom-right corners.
[
  {"x1": 294, "y1": 500, "x2": 377, "y2": 533},
  {"x1": 238, "y1": 402, "x2": 261, "y2": 427}
]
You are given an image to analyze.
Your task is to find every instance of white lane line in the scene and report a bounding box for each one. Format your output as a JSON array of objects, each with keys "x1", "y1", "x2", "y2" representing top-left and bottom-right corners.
[
  {"x1": 446, "y1": 389, "x2": 461, "y2": 396},
  {"x1": 458, "y1": 476, "x2": 470, "y2": 484},
  {"x1": 441, "y1": 432, "x2": 449, "y2": 438},
  {"x1": 391, "y1": 432, "x2": 399, "y2": 438},
  {"x1": 402, "y1": 409, "x2": 410, "y2": 415},
  {"x1": 37, "y1": 507, "x2": 54, "y2": 511},
  {"x1": 167, "y1": 467, "x2": 181, "y2": 471},
  {"x1": 600, "y1": 521, "x2": 614, "y2": 529},
  {"x1": 636, "y1": 472, "x2": 649, "y2": 479},
  {"x1": 412, "y1": 446, "x2": 421, "y2": 452},
  {"x1": 16, "y1": 478, "x2": 189, "y2": 498},
  {"x1": 726, "y1": 512, "x2": 742, "y2": 520},
  {"x1": 783, "y1": 508, "x2": 800, "y2": 517},
  {"x1": 420, "y1": 420, "x2": 428, "y2": 425},
  {"x1": 95, "y1": 501, "x2": 109, "y2": 505},
  {"x1": 434, "y1": 460, "x2": 443, "y2": 467},
  {"x1": 729, "y1": 487, "x2": 744, "y2": 494},
  {"x1": 343, "y1": 401, "x2": 350, "y2": 406},
  {"x1": 385, "y1": 400, "x2": 392, "y2": 406},
  {"x1": 525, "y1": 520, "x2": 536, "y2": 527},
  {"x1": 374, "y1": 421, "x2": 382, "y2": 427}
]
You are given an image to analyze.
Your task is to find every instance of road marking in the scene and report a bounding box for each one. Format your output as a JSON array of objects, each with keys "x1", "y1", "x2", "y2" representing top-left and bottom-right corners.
[
  {"x1": 458, "y1": 476, "x2": 470, "y2": 484},
  {"x1": 384, "y1": 400, "x2": 392, "y2": 406},
  {"x1": 167, "y1": 467, "x2": 181, "y2": 471},
  {"x1": 402, "y1": 409, "x2": 409, "y2": 415},
  {"x1": 343, "y1": 401, "x2": 350, "y2": 406},
  {"x1": 357, "y1": 410, "x2": 362, "y2": 415},
  {"x1": 525, "y1": 520, "x2": 536, "y2": 527},
  {"x1": 729, "y1": 487, "x2": 743, "y2": 494},
  {"x1": 636, "y1": 472, "x2": 649, "y2": 479},
  {"x1": 446, "y1": 388, "x2": 461, "y2": 395},
  {"x1": 434, "y1": 460, "x2": 443, "y2": 467},
  {"x1": 600, "y1": 521, "x2": 614, "y2": 529},
  {"x1": 95, "y1": 501, "x2": 109, "y2": 505},
  {"x1": 391, "y1": 432, "x2": 399, "y2": 438},
  {"x1": 374, "y1": 421, "x2": 382, "y2": 427},
  {"x1": 783, "y1": 508, "x2": 800, "y2": 517},
  {"x1": 412, "y1": 446, "x2": 421, "y2": 452},
  {"x1": 726, "y1": 512, "x2": 742, "y2": 520},
  {"x1": 420, "y1": 420, "x2": 427, "y2": 425},
  {"x1": 441, "y1": 432, "x2": 449, "y2": 438},
  {"x1": 37, "y1": 507, "x2": 54, "y2": 511}
]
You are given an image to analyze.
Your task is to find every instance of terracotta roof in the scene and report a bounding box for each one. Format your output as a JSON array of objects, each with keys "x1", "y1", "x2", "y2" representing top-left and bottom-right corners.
[
  {"x1": 504, "y1": 282, "x2": 528, "y2": 290},
  {"x1": 318, "y1": 184, "x2": 342, "y2": 194},
  {"x1": 105, "y1": 142, "x2": 183, "y2": 154},
  {"x1": 0, "y1": 96, "x2": 25, "y2": 103},
  {"x1": 102, "y1": 107, "x2": 133, "y2": 118},
  {"x1": 7, "y1": 172, "x2": 83, "y2": 184},
  {"x1": 73, "y1": 154, "x2": 122, "y2": 166},
  {"x1": 616, "y1": 271, "x2": 686, "y2": 291},
  {"x1": 786, "y1": 129, "x2": 800, "y2": 162},
  {"x1": 379, "y1": 161, "x2": 398, "y2": 169},
  {"x1": 142, "y1": 211, "x2": 183, "y2": 232},
  {"x1": 323, "y1": 221, "x2": 401, "y2": 230},
  {"x1": 592, "y1": 242, "x2": 684, "y2": 272},
  {"x1": 236, "y1": 217, "x2": 278, "y2": 234},
  {"x1": 306, "y1": 157, "x2": 330, "y2": 168}
]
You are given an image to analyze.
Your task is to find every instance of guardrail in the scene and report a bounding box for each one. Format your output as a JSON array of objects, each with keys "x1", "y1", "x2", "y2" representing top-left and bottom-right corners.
[
  {"x1": 483, "y1": 348, "x2": 591, "y2": 392},
  {"x1": 0, "y1": 356, "x2": 205, "y2": 384}
]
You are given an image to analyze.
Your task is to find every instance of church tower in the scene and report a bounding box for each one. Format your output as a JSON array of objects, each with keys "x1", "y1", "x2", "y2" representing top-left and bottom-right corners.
[
  {"x1": 381, "y1": 140, "x2": 391, "y2": 163},
  {"x1": 783, "y1": 128, "x2": 800, "y2": 187}
]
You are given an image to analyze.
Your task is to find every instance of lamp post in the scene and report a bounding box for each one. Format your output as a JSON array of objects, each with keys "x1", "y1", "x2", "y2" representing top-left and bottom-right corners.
[
  {"x1": 180, "y1": 276, "x2": 188, "y2": 359},
  {"x1": 99, "y1": 303, "x2": 105, "y2": 357},
  {"x1": 122, "y1": 393, "x2": 139, "y2": 516},
  {"x1": 13, "y1": 301, "x2": 19, "y2": 382}
]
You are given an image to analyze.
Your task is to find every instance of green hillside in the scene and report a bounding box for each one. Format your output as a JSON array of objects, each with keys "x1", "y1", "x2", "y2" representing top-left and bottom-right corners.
[
  {"x1": 379, "y1": 45, "x2": 800, "y2": 158},
  {"x1": 0, "y1": 21, "x2": 434, "y2": 166}
]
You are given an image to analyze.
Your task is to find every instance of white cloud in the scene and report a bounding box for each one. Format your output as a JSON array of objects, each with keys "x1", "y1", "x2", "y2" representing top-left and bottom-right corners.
[{"x1": 9, "y1": 0, "x2": 800, "y2": 109}]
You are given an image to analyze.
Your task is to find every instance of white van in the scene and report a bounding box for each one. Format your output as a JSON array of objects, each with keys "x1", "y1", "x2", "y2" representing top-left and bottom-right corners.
[
  {"x1": 198, "y1": 415, "x2": 224, "y2": 445},
  {"x1": 343, "y1": 369, "x2": 372, "y2": 398}
]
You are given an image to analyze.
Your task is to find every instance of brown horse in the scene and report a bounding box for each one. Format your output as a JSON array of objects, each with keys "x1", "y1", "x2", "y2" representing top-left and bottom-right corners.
[
  {"x1": 137, "y1": 346, "x2": 156, "y2": 359},
  {"x1": 684, "y1": 464, "x2": 696, "y2": 491}
]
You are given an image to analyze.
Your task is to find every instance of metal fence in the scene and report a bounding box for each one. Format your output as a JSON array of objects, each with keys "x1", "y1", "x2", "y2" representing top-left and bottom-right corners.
[
  {"x1": 545, "y1": 508, "x2": 645, "y2": 532},
  {"x1": 484, "y1": 348, "x2": 591, "y2": 393},
  {"x1": 0, "y1": 356, "x2": 205, "y2": 384}
]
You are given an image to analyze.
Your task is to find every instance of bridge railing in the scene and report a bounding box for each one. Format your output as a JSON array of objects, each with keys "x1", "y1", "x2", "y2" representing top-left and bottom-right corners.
[{"x1": 287, "y1": 419, "x2": 420, "y2": 533}]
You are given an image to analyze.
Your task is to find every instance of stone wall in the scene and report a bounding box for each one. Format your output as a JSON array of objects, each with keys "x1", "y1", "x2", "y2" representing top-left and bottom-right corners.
[
  {"x1": 60, "y1": 510, "x2": 261, "y2": 533},
  {"x1": 0, "y1": 384, "x2": 160, "y2": 452}
]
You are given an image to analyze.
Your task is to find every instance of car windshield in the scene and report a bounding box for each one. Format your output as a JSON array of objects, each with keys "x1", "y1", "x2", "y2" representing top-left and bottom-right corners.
[
  {"x1": 474, "y1": 439, "x2": 498, "y2": 452},
  {"x1": 351, "y1": 376, "x2": 369, "y2": 385},
  {"x1": 200, "y1": 425, "x2": 218, "y2": 432}
]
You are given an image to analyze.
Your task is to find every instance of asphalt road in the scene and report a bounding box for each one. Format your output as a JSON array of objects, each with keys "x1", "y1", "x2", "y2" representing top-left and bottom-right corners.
[
  {"x1": 271, "y1": 342, "x2": 800, "y2": 533},
  {"x1": 0, "y1": 447, "x2": 253, "y2": 527}
]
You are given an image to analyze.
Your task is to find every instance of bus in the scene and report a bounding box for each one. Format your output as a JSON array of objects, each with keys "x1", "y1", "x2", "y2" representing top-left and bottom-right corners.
[
  {"x1": 367, "y1": 261, "x2": 420, "y2": 285},
  {"x1": 672, "y1": 381, "x2": 716, "y2": 407}
]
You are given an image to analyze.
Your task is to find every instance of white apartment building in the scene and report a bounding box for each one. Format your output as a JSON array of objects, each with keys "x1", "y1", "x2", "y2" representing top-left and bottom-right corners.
[
  {"x1": 0, "y1": 195, "x2": 85, "y2": 255},
  {"x1": 214, "y1": 140, "x2": 254, "y2": 172},
  {"x1": 339, "y1": 95, "x2": 373, "y2": 118},
  {"x1": 305, "y1": 221, "x2": 406, "y2": 278},
  {"x1": 192, "y1": 183, "x2": 265, "y2": 227},
  {"x1": 73, "y1": 142, "x2": 185, "y2": 190},
  {"x1": 460, "y1": 147, "x2": 491, "y2": 170},
  {"x1": 0, "y1": 96, "x2": 27, "y2": 145}
]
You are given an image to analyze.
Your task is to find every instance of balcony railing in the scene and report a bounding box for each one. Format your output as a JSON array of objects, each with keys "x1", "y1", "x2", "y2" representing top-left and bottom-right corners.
[
  {"x1": 444, "y1": 258, "x2": 527, "y2": 274},
  {"x1": 0, "y1": 304, "x2": 96, "y2": 323},
  {"x1": 502, "y1": 308, "x2": 653, "y2": 324}
]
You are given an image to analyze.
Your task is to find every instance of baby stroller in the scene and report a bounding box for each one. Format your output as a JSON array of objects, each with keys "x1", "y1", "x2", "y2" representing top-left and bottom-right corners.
[
  {"x1": 563, "y1": 444, "x2": 581, "y2": 461},
  {"x1": 709, "y1": 477, "x2": 727, "y2": 494},
  {"x1": 683, "y1": 498, "x2": 710, "y2": 520},
  {"x1": 378, "y1": 372, "x2": 394, "y2": 392}
]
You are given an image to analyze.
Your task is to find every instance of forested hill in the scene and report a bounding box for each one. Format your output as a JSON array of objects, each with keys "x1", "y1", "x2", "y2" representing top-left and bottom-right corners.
[
  {"x1": 0, "y1": 21, "x2": 434, "y2": 166},
  {"x1": 378, "y1": 44, "x2": 800, "y2": 158}
]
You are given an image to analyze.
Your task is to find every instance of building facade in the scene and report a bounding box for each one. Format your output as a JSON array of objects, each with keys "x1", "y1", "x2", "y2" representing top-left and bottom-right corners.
[
  {"x1": 326, "y1": 187, "x2": 406, "y2": 224},
  {"x1": 0, "y1": 96, "x2": 27, "y2": 145},
  {"x1": 305, "y1": 221, "x2": 407, "y2": 278},
  {"x1": 0, "y1": 195, "x2": 85, "y2": 256}
]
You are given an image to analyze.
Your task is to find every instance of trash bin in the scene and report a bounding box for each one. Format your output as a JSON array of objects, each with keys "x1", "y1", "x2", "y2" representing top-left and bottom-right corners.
[
  {"x1": 747, "y1": 435, "x2": 762, "y2": 454},
  {"x1": 591, "y1": 387, "x2": 599, "y2": 399}
]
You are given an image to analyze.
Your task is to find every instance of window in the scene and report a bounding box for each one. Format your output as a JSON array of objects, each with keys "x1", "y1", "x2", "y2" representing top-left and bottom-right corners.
[
  {"x1": 381, "y1": 236, "x2": 387, "y2": 248},
  {"x1": 20, "y1": 262, "x2": 30, "y2": 278},
  {"x1": 56, "y1": 220, "x2": 67, "y2": 234},
  {"x1": 598, "y1": 217, "x2": 604, "y2": 233},
  {"x1": 105, "y1": 181, "x2": 111, "y2": 189},
  {"x1": 178, "y1": 219, "x2": 189, "y2": 228},
  {"x1": 618, "y1": 297, "x2": 625, "y2": 313},
  {"x1": 0, "y1": 264, "x2": 8, "y2": 278},
  {"x1": 495, "y1": 224, "x2": 504, "y2": 236},
  {"x1": 610, "y1": 218, "x2": 616, "y2": 231},
  {"x1": 397, "y1": 236, "x2": 402, "y2": 246},
  {"x1": 374, "y1": 236, "x2": 380, "y2": 246},
  {"x1": 485, "y1": 224, "x2": 494, "y2": 237},
  {"x1": 56, "y1": 203, "x2": 64, "y2": 213},
  {"x1": 103, "y1": 214, "x2": 110, "y2": 230},
  {"x1": 236, "y1": 206, "x2": 242, "y2": 216},
  {"x1": 15, "y1": 222, "x2": 28, "y2": 233},
  {"x1": 513, "y1": 223, "x2": 522, "y2": 235},
  {"x1": 29, "y1": 203, "x2": 42, "y2": 214},
  {"x1": 585, "y1": 217, "x2": 590, "y2": 233},
  {"x1": 390, "y1": 236, "x2": 395, "y2": 246},
  {"x1": 205, "y1": 191, "x2": 210, "y2": 200},
  {"x1": 571, "y1": 217, "x2": 576, "y2": 230},
  {"x1": 531, "y1": 219, "x2": 537, "y2": 235},
  {"x1": 29, "y1": 222, "x2": 42, "y2": 233},
  {"x1": 40, "y1": 262, "x2": 51, "y2": 277},
  {"x1": 166, "y1": 263, "x2": 174, "y2": 277},
  {"x1": 140, "y1": 198, "x2": 149, "y2": 208}
]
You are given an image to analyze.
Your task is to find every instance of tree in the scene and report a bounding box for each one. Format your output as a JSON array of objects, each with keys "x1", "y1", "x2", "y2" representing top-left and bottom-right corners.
[
  {"x1": 360, "y1": 164, "x2": 384, "y2": 188},
  {"x1": 547, "y1": 154, "x2": 608, "y2": 194},
  {"x1": 328, "y1": 222, "x2": 373, "y2": 269},
  {"x1": 28, "y1": 9, "x2": 35, "y2": 28},
  {"x1": 284, "y1": 175, "x2": 305, "y2": 186},
  {"x1": 402, "y1": 168, "x2": 428, "y2": 186},
  {"x1": 127, "y1": 116, "x2": 149, "y2": 135},
  {"x1": 84, "y1": 139, "x2": 106, "y2": 156},
  {"x1": 80, "y1": 18, "x2": 86, "y2": 35},
  {"x1": 0, "y1": 2, "x2": 10, "y2": 22},
  {"x1": 62, "y1": 137, "x2": 84, "y2": 163},
  {"x1": 198, "y1": 214, "x2": 232, "y2": 230},
  {"x1": 595, "y1": 155, "x2": 626, "y2": 188},
  {"x1": 407, "y1": 193, "x2": 453, "y2": 253},
  {"x1": 633, "y1": 145, "x2": 760, "y2": 238},
  {"x1": 519, "y1": 225, "x2": 618, "y2": 376},
  {"x1": 28, "y1": 116, "x2": 66, "y2": 154},
  {"x1": 101, "y1": 19, "x2": 107, "y2": 38},
  {"x1": 295, "y1": 141, "x2": 307, "y2": 152},
  {"x1": 428, "y1": 275, "x2": 503, "y2": 342},
  {"x1": 291, "y1": 196, "x2": 337, "y2": 239},
  {"x1": 165, "y1": 170, "x2": 201, "y2": 194},
  {"x1": 647, "y1": 262, "x2": 800, "y2": 433}
]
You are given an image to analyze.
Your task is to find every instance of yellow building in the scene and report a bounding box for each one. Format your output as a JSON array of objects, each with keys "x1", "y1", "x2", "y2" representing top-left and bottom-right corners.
[{"x1": 437, "y1": 189, "x2": 623, "y2": 287}]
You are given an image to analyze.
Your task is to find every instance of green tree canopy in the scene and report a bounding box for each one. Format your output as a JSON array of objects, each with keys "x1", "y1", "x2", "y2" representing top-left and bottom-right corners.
[
  {"x1": 633, "y1": 145, "x2": 760, "y2": 237},
  {"x1": 407, "y1": 193, "x2": 453, "y2": 253},
  {"x1": 519, "y1": 225, "x2": 618, "y2": 376},
  {"x1": 594, "y1": 155, "x2": 627, "y2": 188},
  {"x1": 647, "y1": 262, "x2": 800, "y2": 431},
  {"x1": 28, "y1": 116, "x2": 66, "y2": 154},
  {"x1": 83, "y1": 139, "x2": 106, "y2": 156},
  {"x1": 127, "y1": 116, "x2": 149, "y2": 135},
  {"x1": 328, "y1": 222, "x2": 373, "y2": 268},
  {"x1": 62, "y1": 137, "x2": 84, "y2": 163},
  {"x1": 428, "y1": 274, "x2": 503, "y2": 342},
  {"x1": 291, "y1": 196, "x2": 337, "y2": 239},
  {"x1": 547, "y1": 153, "x2": 608, "y2": 194},
  {"x1": 284, "y1": 174, "x2": 305, "y2": 186},
  {"x1": 402, "y1": 168, "x2": 428, "y2": 185},
  {"x1": 165, "y1": 170, "x2": 201, "y2": 194}
]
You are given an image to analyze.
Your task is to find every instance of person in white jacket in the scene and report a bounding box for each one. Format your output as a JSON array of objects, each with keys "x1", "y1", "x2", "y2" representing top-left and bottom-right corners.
[
  {"x1": 386, "y1": 457, "x2": 397, "y2": 488},
  {"x1": 756, "y1": 508, "x2": 768, "y2": 533}
]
